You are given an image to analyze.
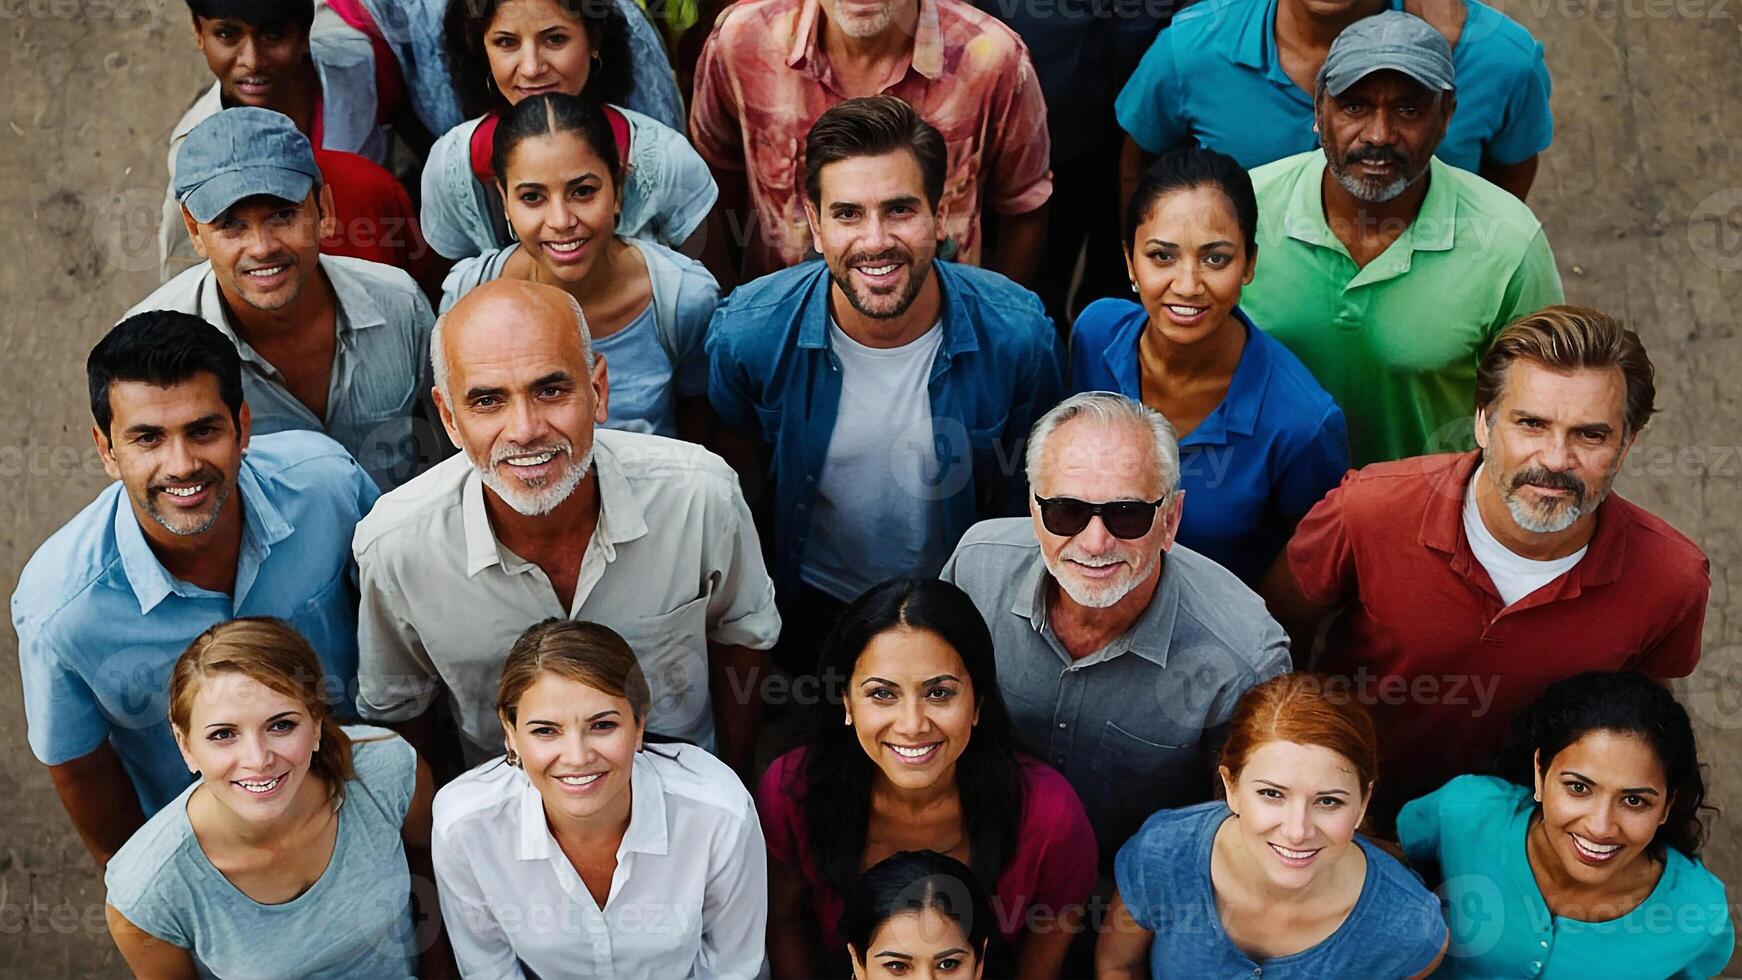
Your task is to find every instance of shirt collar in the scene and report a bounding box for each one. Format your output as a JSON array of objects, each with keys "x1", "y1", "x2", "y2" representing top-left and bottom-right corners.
[
  {"x1": 1281, "y1": 154, "x2": 1460, "y2": 259},
  {"x1": 461, "y1": 435, "x2": 650, "y2": 577},
  {"x1": 1182, "y1": 310, "x2": 1271, "y2": 447},
  {"x1": 113, "y1": 454, "x2": 292, "y2": 614},
  {"x1": 1421, "y1": 451, "x2": 1629, "y2": 596},
  {"x1": 1237, "y1": 0, "x2": 1406, "y2": 72},
  {"x1": 196, "y1": 257, "x2": 364, "y2": 373},
  {"x1": 796, "y1": 262, "x2": 978, "y2": 359},
  {"x1": 514, "y1": 753, "x2": 671, "y2": 862},
  {"x1": 1011, "y1": 541, "x2": 1180, "y2": 669},
  {"x1": 786, "y1": 0, "x2": 943, "y2": 81}
]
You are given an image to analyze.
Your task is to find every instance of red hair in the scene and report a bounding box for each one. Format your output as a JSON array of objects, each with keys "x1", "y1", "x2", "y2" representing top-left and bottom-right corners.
[{"x1": 1219, "y1": 674, "x2": 1380, "y2": 791}]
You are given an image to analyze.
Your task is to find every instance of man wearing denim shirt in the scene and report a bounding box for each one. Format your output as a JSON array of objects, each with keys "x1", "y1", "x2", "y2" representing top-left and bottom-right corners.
[{"x1": 707, "y1": 97, "x2": 1064, "y2": 674}]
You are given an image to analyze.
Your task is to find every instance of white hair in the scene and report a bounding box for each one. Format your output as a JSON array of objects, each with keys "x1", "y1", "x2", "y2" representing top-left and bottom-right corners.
[
  {"x1": 1025, "y1": 391, "x2": 1181, "y2": 498},
  {"x1": 431, "y1": 290, "x2": 595, "y2": 402}
]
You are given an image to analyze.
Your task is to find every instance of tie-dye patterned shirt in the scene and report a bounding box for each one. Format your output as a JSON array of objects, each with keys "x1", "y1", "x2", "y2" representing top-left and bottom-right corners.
[{"x1": 690, "y1": 0, "x2": 1053, "y2": 278}]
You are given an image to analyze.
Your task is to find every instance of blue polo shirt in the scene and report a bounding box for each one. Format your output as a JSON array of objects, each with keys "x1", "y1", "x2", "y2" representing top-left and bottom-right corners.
[
  {"x1": 1115, "y1": 0, "x2": 1553, "y2": 173},
  {"x1": 1071, "y1": 298, "x2": 1348, "y2": 583},
  {"x1": 706, "y1": 260, "x2": 1065, "y2": 594},
  {"x1": 12, "y1": 431, "x2": 378, "y2": 815}
]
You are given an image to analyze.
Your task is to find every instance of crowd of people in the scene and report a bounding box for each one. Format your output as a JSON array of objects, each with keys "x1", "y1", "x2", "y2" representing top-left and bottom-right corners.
[{"x1": 11, "y1": 0, "x2": 1735, "y2": 976}]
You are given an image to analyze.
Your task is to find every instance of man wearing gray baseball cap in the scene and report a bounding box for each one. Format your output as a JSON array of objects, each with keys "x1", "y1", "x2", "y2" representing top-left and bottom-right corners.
[
  {"x1": 1240, "y1": 10, "x2": 1564, "y2": 468},
  {"x1": 125, "y1": 107, "x2": 439, "y2": 491}
]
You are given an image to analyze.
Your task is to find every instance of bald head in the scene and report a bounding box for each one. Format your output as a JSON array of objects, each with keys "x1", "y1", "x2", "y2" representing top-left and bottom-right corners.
[{"x1": 432, "y1": 279, "x2": 594, "y2": 401}]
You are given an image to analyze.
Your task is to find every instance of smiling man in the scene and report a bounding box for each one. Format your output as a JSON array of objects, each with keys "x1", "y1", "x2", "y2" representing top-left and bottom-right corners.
[
  {"x1": 352, "y1": 279, "x2": 779, "y2": 780},
  {"x1": 1262, "y1": 306, "x2": 1710, "y2": 826},
  {"x1": 129, "y1": 108, "x2": 436, "y2": 491},
  {"x1": 11, "y1": 312, "x2": 377, "y2": 867},
  {"x1": 1238, "y1": 12, "x2": 1564, "y2": 467},
  {"x1": 941, "y1": 391, "x2": 1290, "y2": 863},
  {"x1": 707, "y1": 96, "x2": 1063, "y2": 676}
]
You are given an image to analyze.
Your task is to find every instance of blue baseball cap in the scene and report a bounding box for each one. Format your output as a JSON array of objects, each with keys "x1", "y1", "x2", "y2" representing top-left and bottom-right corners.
[
  {"x1": 1318, "y1": 11, "x2": 1456, "y2": 98},
  {"x1": 174, "y1": 107, "x2": 321, "y2": 224}
]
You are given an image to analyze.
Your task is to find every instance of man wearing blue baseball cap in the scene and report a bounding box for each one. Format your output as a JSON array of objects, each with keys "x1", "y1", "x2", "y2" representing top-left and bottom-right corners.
[
  {"x1": 126, "y1": 107, "x2": 438, "y2": 491},
  {"x1": 1239, "y1": 11, "x2": 1565, "y2": 467}
]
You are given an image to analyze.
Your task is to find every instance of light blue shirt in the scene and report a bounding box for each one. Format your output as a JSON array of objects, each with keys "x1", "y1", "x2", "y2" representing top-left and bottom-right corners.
[
  {"x1": 124, "y1": 254, "x2": 436, "y2": 491},
  {"x1": 1070, "y1": 298, "x2": 1348, "y2": 584},
  {"x1": 105, "y1": 728, "x2": 419, "y2": 980},
  {"x1": 1116, "y1": 800, "x2": 1448, "y2": 977},
  {"x1": 420, "y1": 107, "x2": 717, "y2": 261},
  {"x1": 354, "y1": 0, "x2": 685, "y2": 135},
  {"x1": 12, "y1": 431, "x2": 378, "y2": 814},
  {"x1": 439, "y1": 237, "x2": 717, "y2": 437},
  {"x1": 1115, "y1": 0, "x2": 1553, "y2": 173},
  {"x1": 1399, "y1": 775, "x2": 1735, "y2": 979}
]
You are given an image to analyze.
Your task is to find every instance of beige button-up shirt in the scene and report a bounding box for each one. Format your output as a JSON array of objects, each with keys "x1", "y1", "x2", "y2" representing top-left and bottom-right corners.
[{"x1": 353, "y1": 429, "x2": 781, "y2": 762}]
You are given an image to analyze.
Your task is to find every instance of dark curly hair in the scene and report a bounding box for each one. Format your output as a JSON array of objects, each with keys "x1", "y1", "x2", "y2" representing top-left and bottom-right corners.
[
  {"x1": 1496, "y1": 671, "x2": 1713, "y2": 859},
  {"x1": 443, "y1": 0, "x2": 634, "y2": 120}
]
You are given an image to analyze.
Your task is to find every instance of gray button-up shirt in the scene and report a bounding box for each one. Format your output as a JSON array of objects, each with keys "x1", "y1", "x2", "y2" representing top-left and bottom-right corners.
[
  {"x1": 353, "y1": 429, "x2": 781, "y2": 764},
  {"x1": 941, "y1": 517, "x2": 1291, "y2": 859},
  {"x1": 124, "y1": 254, "x2": 435, "y2": 490}
]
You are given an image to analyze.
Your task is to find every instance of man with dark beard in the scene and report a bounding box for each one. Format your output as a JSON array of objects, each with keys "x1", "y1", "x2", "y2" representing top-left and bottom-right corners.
[
  {"x1": 1239, "y1": 12, "x2": 1564, "y2": 467},
  {"x1": 12, "y1": 312, "x2": 377, "y2": 866},
  {"x1": 707, "y1": 97, "x2": 1064, "y2": 674},
  {"x1": 1262, "y1": 307, "x2": 1709, "y2": 828}
]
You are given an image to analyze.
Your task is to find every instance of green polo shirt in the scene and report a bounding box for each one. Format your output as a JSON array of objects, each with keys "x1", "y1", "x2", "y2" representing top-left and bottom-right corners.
[{"x1": 1242, "y1": 151, "x2": 1564, "y2": 466}]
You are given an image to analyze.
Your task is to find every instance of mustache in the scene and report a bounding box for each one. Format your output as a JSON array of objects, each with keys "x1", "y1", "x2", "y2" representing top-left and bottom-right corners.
[
  {"x1": 151, "y1": 468, "x2": 222, "y2": 492},
  {"x1": 846, "y1": 247, "x2": 911, "y2": 268},
  {"x1": 1511, "y1": 465, "x2": 1586, "y2": 498},
  {"x1": 490, "y1": 440, "x2": 572, "y2": 466},
  {"x1": 1343, "y1": 146, "x2": 1410, "y2": 169}
]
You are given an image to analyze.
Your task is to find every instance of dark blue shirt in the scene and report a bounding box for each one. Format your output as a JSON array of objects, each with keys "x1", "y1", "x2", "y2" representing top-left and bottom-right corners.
[
  {"x1": 707, "y1": 260, "x2": 1065, "y2": 594},
  {"x1": 1115, "y1": 800, "x2": 1448, "y2": 978},
  {"x1": 1071, "y1": 298, "x2": 1347, "y2": 583},
  {"x1": 1115, "y1": 0, "x2": 1553, "y2": 172}
]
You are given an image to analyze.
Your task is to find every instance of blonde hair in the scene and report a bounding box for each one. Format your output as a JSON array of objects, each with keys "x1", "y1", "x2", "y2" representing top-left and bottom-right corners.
[
  {"x1": 1475, "y1": 305, "x2": 1657, "y2": 438},
  {"x1": 496, "y1": 619, "x2": 652, "y2": 728},
  {"x1": 170, "y1": 618, "x2": 355, "y2": 804}
]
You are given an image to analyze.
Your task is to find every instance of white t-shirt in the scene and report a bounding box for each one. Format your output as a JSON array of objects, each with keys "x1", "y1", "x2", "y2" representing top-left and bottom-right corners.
[
  {"x1": 801, "y1": 319, "x2": 947, "y2": 602},
  {"x1": 1462, "y1": 466, "x2": 1587, "y2": 606}
]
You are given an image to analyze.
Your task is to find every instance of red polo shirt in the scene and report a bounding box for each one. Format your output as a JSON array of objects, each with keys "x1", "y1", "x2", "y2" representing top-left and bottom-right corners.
[{"x1": 1288, "y1": 451, "x2": 1708, "y2": 809}]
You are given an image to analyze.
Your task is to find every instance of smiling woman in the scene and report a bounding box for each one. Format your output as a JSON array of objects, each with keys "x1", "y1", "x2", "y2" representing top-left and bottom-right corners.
[
  {"x1": 1097, "y1": 673, "x2": 1448, "y2": 979},
  {"x1": 1398, "y1": 672, "x2": 1736, "y2": 978},
  {"x1": 758, "y1": 578, "x2": 1097, "y2": 980},
  {"x1": 428, "y1": 618, "x2": 768, "y2": 978},
  {"x1": 102, "y1": 618, "x2": 437, "y2": 979}
]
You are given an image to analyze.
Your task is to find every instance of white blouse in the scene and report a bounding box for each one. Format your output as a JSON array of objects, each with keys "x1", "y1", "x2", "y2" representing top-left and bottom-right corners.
[{"x1": 431, "y1": 744, "x2": 768, "y2": 979}]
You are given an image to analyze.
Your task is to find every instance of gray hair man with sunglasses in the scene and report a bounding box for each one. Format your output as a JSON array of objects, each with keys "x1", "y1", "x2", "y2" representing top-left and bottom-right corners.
[{"x1": 941, "y1": 391, "x2": 1290, "y2": 863}]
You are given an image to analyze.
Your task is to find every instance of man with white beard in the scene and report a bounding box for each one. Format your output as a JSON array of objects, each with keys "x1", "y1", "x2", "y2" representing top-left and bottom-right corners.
[
  {"x1": 1238, "y1": 11, "x2": 1564, "y2": 467},
  {"x1": 352, "y1": 280, "x2": 780, "y2": 780},
  {"x1": 940, "y1": 392, "x2": 1289, "y2": 861}
]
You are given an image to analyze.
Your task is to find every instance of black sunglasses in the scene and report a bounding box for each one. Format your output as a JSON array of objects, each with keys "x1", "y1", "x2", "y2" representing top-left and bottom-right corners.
[{"x1": 1033, "y1": 495, "x2": 1168, "y2": 539}]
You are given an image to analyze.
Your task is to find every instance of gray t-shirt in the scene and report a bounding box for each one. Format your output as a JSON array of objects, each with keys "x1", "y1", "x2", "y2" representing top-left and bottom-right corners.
[
  {"x1": 801, "y1": 319, "x2": 947, "y2": 602},
  {"x1": 940, "y1": 518, "x2": 1292, "y2": 860},
  {"x1": 105, "y1": 727, "x2": 419, "y2": 979}
]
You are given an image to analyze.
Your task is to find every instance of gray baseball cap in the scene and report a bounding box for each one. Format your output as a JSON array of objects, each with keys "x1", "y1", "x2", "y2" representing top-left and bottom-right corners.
[
  {"x1": 174, "y1": 107, "x2": 321, "y2": 224},
  {"x1": 1317, "y1": 11, "x2": 1455, "y2": 99}
]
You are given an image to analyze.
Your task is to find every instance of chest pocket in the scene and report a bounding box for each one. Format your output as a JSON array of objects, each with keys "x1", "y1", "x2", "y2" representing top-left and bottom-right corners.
[
  {"x1": 1090, "y1": 719, "x2": 1199, "y2": 798},
  {"x1": 616, "y1": 594, "x2": 712, "y2": 743}
]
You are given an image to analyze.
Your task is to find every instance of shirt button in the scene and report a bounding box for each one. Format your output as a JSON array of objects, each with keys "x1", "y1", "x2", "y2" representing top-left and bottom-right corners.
[
  {"x1": 1532, "y1": 962, "x2": 1542, "y2": 971},
  {"x1": 1057, "y1": 722, "x2": 1066, "y2": 729},
  {"x1": 1053, "y1": 756, "x2": 1065, "y2": 765},
  {"x1": 1539, "y1": 940, "x2": 1548, "y2": 948}
]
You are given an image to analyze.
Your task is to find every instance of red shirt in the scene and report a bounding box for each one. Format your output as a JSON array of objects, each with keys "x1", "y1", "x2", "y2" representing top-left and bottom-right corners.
[
  {"x1": 757, "y1": 747, "x2": 1097, "y2": 952},
  {"x1": 314, "y1": 149, "x2": 438, "y2": 293},
  {"x1": 1288, "y1": 452, "x2": 1708, "y2": 807}
]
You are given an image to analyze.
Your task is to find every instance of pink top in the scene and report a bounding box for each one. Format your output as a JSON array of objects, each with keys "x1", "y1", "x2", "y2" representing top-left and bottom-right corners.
[
  {"x1": 689, "y1": 0, "x2": 1053, "y2": 278},
  {"x1": 757, "y1": 747, "x2": 1098, "y2": 951}
]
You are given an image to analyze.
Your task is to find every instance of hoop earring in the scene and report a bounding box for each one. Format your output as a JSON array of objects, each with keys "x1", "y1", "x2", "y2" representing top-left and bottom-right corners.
[{"x1": 505, "y1": 748, "x2": 520, "y2": 768}]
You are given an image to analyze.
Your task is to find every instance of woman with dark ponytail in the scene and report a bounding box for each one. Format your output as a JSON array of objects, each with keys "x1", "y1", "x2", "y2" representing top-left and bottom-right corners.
[
  {"x1": 440, "y1": 92, "x2": 719, "y2": 443},
  {"x1": 104, "y1": 618, "x2": 440, "y2": 978},
  {"x1": 421, "y1": 0, "x2": 717, "y2": 262},
  {"x1": 1399, "y1": 671, "x2": 1734, "y2": 978}
]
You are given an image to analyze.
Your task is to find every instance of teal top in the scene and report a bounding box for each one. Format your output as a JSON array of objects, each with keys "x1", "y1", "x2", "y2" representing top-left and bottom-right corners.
[
  {"x1": 105, "y1": 727, "x2": 419, "y2": 979},
  {"x1": 1398, "y1": 775, "x2": 1733, "y2": 979}
]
